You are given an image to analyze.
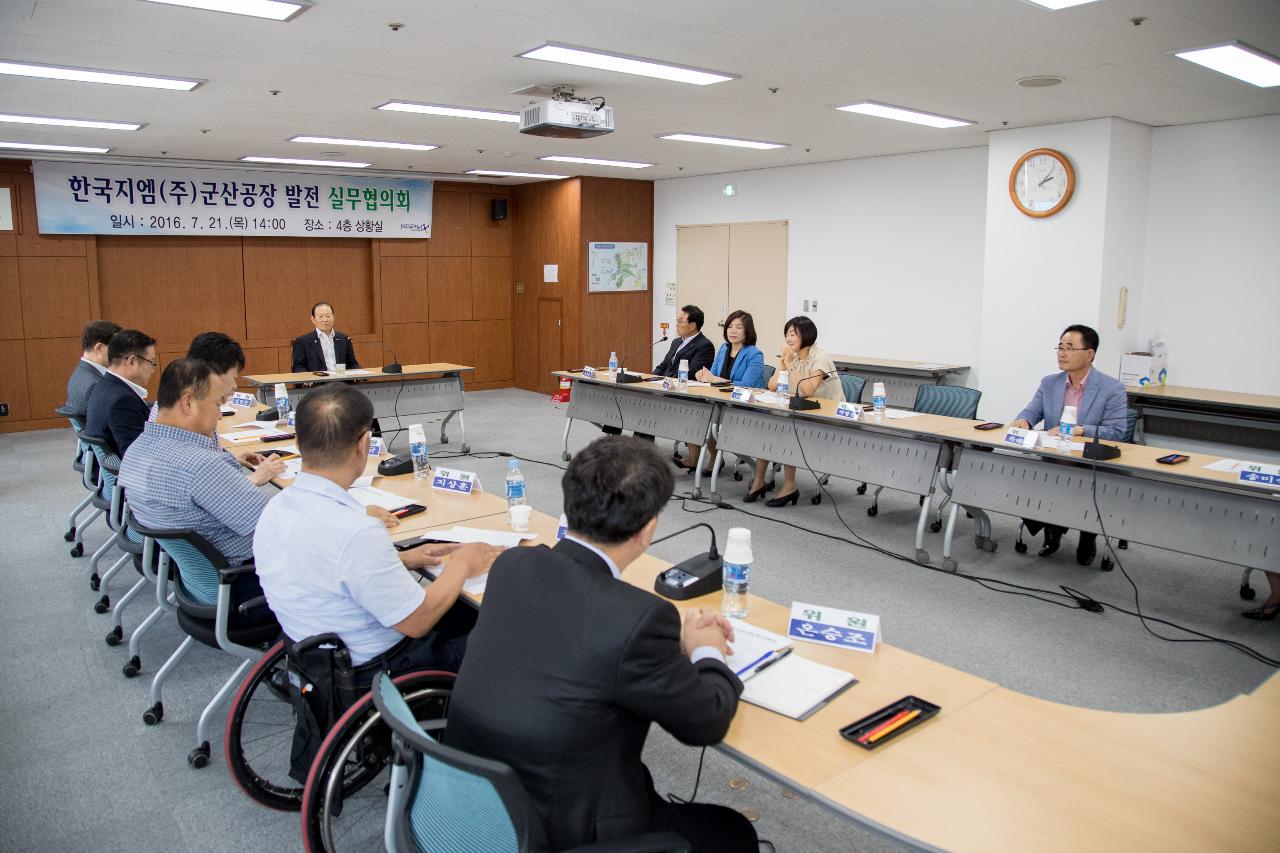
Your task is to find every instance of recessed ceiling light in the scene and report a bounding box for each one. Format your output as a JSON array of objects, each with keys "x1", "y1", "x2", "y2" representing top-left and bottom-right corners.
[
  {"x1": 139, "y1": 0, "x2": 310, "y2": 20},
  {"x1": 290, "y1": 135, "x2": 438, "y2": 151},
  {"x1": 241, "y1": 156, "x2": 371, "y2": 168},
  {"x1": 517, "y1": 42, "x2": 737, "y2": 86},
  {"x1": 1019, "y1": 0, "x2": 1104, "y2": 9},
  {"x1": 540, "y1": 155, "x2": 652, "y2": 169},
  {"x1": 467, "y1": 170, "x2": 569, "y2": 180},
  {"x1": 0, "y1": 60, "x2": 202, "y2": 91},
  {"x1": 1016, "y1": 75, "x2": 1065, "y2": 88},
  {"x1": 0, "y1": 113, "x2": 142, "y2": 131},
  {"x1": 836, "y1": 101, "x2": 974, "y2": 129},
  {"x1": 658, "y1": 133, "x2": 786, "y2": 150},
  {"x1": 1172, "y1": 42, "x2": 1280, "y2": 88},
  {"x1": 0, "y1": 141, "x2": 112, "y2": 154},
  {"x1": 376, "y1": 101, "x2": 520, "y2": 123}
]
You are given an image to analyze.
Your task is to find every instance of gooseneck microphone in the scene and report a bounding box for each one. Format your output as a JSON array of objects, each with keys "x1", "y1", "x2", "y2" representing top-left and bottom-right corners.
[
  {"x1": 616, "y1": 335, "x2": 669, "y2": 384},
  {"x1": 378, "y1": 342, "x2": 403, "y2": 374},
  {"x1": 1082, "y1": 409, "x2": 1127, "y2": 460},
  {"x1": 785, "y1": 368, "x2": 843, "y2": 410},
  {"x1": 650, "y1": 522, "x2": 723, "y2": 600}
]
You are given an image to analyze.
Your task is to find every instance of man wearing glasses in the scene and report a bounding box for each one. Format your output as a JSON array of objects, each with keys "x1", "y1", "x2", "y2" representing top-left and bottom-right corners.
[
  {"x1": 1010, "y1": 324, "x2": 1128, "y2": 564},
  {"x1": 84, "y1": 329, "x2": 158, "y2": 460}
]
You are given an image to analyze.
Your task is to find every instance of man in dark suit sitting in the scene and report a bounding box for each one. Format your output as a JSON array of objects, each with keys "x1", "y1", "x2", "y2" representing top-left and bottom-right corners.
[
  {"x1": 60, "y1": 319, "x2": 121, "y2": 421},
  {"x1": 84, "y1": 329, "x2": 158, "y2": 459},
  {"x1": 446, "y1": 437, "x2": 757, "y2": 852},
  {"x1": 291, "y1": 301, "x2": 361, "y2": 373}
]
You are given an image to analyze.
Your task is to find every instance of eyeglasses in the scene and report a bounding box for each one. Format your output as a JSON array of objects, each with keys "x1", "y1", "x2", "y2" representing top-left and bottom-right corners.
[
  {"x1": 1052, "y1": 345, "x2": 1091, "y2": 353},
  {"x1": 134, "y1": 354, "x2": 158, "y2": 368}
]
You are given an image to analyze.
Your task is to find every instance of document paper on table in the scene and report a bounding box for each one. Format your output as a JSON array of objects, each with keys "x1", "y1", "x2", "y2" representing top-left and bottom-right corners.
[
  {"x1": 740, "y1": 654, "x2": 857, "y2": 721},
  {"x1": 420, "y1": 528, "x2": 537, "y2": 595},
  {"x1": 348, "y1": 485, "x2": 414, "y2": 511}
]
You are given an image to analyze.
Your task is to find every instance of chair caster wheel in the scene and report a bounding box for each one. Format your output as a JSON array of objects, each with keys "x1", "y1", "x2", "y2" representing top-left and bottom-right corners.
[
  {"x1": 856, "y1": 484, "x2": 867, "y2": 495},
  {"x1": 70, "y1": 543, "x2": 84, "y2": 558},
  {"x1": 733, "y1": 471, "x2": 743, "y2": 481},
  {"x1": 942, "y1": 558, "x2": 958, "y2": 572},
  {"x1": 866, "y1": 506, "x2": 878, "y2": 517},
  {"x1": 460, "y1": 444, "x2": 471, "y2": 454},
  {"x1": 123, "y1": 656, "x2": 141, "y2": 678},
  {"x1": 1241, "y1": 585, "x2": 1257, "y2": 601},
  {"x1": 1118, "y1": 540, "x2": 1128, "y2": 550},
  {"x1": 188, "y1": 743, "x2": 211, "y2": 768},
  {"x1": 929, "y1": 521, "x2": 942, "y2": 533},
  {"x1": 143, "y1": 702, "x2": 163, "y2": 725},
  {"x1": 982, "y1": 539, "x2": 998, "y2": 553},
  {"x1": 89, "y1": 574, "x2": 100, "y2": 591},
  {"x1": 918, "y1": 495, "x2": 925, "y2": 506},
  {"x1": 438, "y1": 435, "x2": 450, "y2": 445},
  {"x1": 105, "y1": 626, "x2": 123, "y2": 646},
  {"x1": 811, "y1": 494, "x2": 822, "y2": 505},
  {"x1": 64, "y1": 527, "x2": 76, "y2": 542},
  {"x1": 1100, "y1": 557, "x2": 1114, "y2": 572},
  {"x1": 94, "y1": 595, "x2": 110, "y2": 614},
  {"x1": 709, "y1": 493, "x2": 723, "y2": 506},
  {"x1": 561, "y1": 452, "x2": 571, "y2": 462},
  {"x1": 1014, "y1": 541, "x2": 1028, "y2": 554},
  {"x1": 915, "y1": 549, "x2": 930, "y2": 565}
]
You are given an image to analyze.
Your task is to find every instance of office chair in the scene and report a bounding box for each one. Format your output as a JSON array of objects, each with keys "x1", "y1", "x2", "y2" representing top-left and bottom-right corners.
[
  {"x1": 55, "y1": 405, "x2": 99, "y2": 551},
  {"x1": 76, "y1": 433, "x2": 136, "y2": 610}
]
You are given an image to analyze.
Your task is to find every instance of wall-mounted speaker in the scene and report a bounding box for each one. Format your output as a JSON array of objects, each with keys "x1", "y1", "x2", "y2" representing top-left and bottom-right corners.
[{"x1": 491, "y1": 198, "x2": 508, "y2": 221}]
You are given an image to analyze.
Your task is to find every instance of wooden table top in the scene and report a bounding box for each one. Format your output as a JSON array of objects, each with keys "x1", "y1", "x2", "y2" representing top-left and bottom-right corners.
[
  {"x1": 1126, "y1": 383, "x2": 1280, "y2": 412},
  {"x1": 244, "y1": 362, "x2": 474, "y2": 386}
]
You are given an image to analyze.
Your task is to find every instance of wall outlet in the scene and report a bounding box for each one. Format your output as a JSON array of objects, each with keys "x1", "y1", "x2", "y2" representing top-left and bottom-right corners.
[
  {"x1": 0, "y1": 402, "x2": 8, "y2": 416},
  {"x1": 811, "y1": 300, "x2": 818, "y2": 311}
]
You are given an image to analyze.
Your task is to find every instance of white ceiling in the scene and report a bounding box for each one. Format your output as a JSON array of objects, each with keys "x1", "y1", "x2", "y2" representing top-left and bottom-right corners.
[{"x1": 0, "y1": 0, "x2": 1277, "y2": 182}]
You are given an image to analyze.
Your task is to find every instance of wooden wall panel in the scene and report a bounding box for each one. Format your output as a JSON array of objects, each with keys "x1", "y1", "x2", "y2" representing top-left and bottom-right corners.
[
  {"x1": 19, "y1": 256, "x2": 91, "y2": 339},
  {"x1": 243, "y1": 238, "x2": 373, "y2": 340},
  {"x1": 0, "y1": 258, "x2": 21, "y2": 339},
  {"x1": 98, "y1": 237, "x2": 246, "y2": 346},
  {"x1": 24, "y1": 337, "x2": 82, "y2": 418},
  {"x1": 377, "y1": 238, "x2": 426, "y2": 258},
  {"x1": 240, "y1": 346, "x2": 279, "y2": 385},
  {"x1": 426, "y1": 190, "x2": 471, "y2": 257},
  {"x1": 428, "y1": 320, "x2": 476, "y2": 368},
  {"x1": 276, "y1": 346, "x2": 294, "y2": 372},
  {"x1": 380, "y1": 257, "x2": 431, "y2": 323},
  {"x1": 0, "y1": 339, "x2": 31, "y2": 421},
  {"x1": 472, "y1": 256, "x2": 512, "y2": 320},
  {"x1": 580, "y1": 178, "x2": 653, "y2": 371},
  {"x1": 474, "y1": 319, "x2": 512, "y2": 383},
  {"x1": 383, "y1": 322, "x2": 431, "y2": 366},
  {"x1": 512, "y1": 179, "x2": 580, "y2": 390},
  {"x1": 470, "y1": 192, "x2": 512, "y2": 257},
  {"x1": 428, "y1": 257, "x2": 472, "y2": 322}
]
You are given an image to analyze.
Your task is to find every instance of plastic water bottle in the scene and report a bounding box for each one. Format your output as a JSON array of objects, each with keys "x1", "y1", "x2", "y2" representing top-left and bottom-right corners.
[
  {"x1": 608, "y1": 351, "x2": 619, "y2": 376},
  {"x1": 408, "y1": 423, "x2": 431, "y2": 482},
  {"x1": 505, "y1": 458, "x2": 527, "y2": 507},
  {"x1": 273, "y1": 383, "x2": 291, "y2": 420},
  {"x1": 677, "y1": 359, "x2": 689, "y2": 392},
  {"x1": 556, "y1": 513, "x2": 568, "y2": 540},
  {"x1": 721, "y1": 528, "x2": 753, "y2": 618},
  {"x1": 872, "y1": 382, "x2": 886, "y2": 422},
  {"x1": 776, "y1": 370, "x2": 790, "y2": 403},
  {"x1": 1058, "y1": 405, "x2": 1077, "y2": 453}
]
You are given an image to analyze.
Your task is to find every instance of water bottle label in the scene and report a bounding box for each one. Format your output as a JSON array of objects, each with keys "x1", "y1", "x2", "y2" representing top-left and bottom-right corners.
[
  {"x1": 505, "y1": 481, "x2": 525, "y2": 501},
  {"x1": 873, "y1": 395, "x2": 886, "y2": 408},
  {"x1": 287, "y1": 411, "x2": 297, "y2": 427},
  {"x1": 678, "y1": 369, "x2": 688, "y2": 382},
  {"x1": 723, "y1": 562, "x2": 750, "y2": 584},
  {"x1": 432, "y1": 468, "x2": 477, "y2": 494}
]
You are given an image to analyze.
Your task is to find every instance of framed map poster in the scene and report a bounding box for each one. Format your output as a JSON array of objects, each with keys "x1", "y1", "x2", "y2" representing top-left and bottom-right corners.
[{"x1": 588, "y1": 242, "x2": 648, "y2": 292}]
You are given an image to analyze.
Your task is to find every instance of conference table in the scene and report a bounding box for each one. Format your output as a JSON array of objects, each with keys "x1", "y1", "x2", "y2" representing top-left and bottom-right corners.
[
  {"x1": 393, "y1": 501, "x2": 1280, "y2": 852},
  {"x1": 827, "y1": 354, "x2": 971, "y2": 409},
  {"x1": 1127, "y1": 383, "x2": 1280, "y2": 453},
  {"x1": 242, "y1": 362, "x2": 475, "y2": 452}
]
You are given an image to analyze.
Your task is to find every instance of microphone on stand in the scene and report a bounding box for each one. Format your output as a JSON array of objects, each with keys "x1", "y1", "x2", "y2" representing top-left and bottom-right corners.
[
  {"x1": 650, "y1": 522, "x2": 723, "y2": 600},
  {"x1": 786, "y1": 369, "x2": 843, "y2": 410},
  {"x1": 616, "y1": 335, "x2": 669, "y2": 384},
  {"x1": 1081, "y1": 409, "x2": 1128, "y2": 461},
  {"x1": 377, "y1": 342, "x2": 403, "y2": 374}
]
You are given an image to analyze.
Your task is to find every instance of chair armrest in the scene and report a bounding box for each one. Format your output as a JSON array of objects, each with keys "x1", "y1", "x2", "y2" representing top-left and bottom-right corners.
[
  {"x1": 218, "y1": 562, "x2": 257, "y2": 582},
  {"x1": 237, "y1": 595, "x2": 270, "y2": 616},
  {"x1": 563, "y1": 833, "x2": 691, "y2": 853}
]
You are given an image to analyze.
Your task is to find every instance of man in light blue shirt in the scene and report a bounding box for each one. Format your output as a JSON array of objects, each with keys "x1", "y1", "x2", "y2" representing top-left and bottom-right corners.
[{"x1": 254, "y1": 384, "x2": 498, "y2": 677}]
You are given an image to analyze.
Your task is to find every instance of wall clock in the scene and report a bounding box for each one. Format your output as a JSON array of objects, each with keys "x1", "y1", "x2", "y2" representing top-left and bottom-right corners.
[{"x1": 1009, "y1": 148, "x2": 1075, "y2": 218}]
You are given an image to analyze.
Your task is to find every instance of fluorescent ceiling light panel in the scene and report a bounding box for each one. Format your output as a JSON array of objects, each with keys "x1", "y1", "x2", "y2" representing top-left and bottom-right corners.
[
  {"x1": 1172, "y1": 42, "x2": 1280, "y2": 88},
  {"x1": 1019, "y1": 0, "x2": 1104, "y2": 9},
  {"x1": 376, "y1": 101, "x2": 520, "y2": 123},
  {"x1": 140, "y1": 0, "x2": 309, "y2": 20},
  {"x1": 0, "y1": 141, "x2": 112, "y2": 153},
  {"x1": 540, "y1": 155, "x2": 652, "y2": 169},
  {"x1": 467, "y1": 170, "x2": 569, "y2": 180},
  {"x1": 836, "y1": 101, "x2": 973, "y2": 128},
  {"x1": 290, "y1": 135, "x2": 437, "y2": 151},
  {"x1": 241, "y1": 156, "x2": 371, "y2": 168},
  {"x1": 0, "y1": 113, "x2": 142, "y2": 131},
  {"x1": 0, "y1": 60, "x2": 202, "y2": 91},
  {"x1": 658, "y1": 133, "x2": 785, "y2": 150},
  {"x1": 517, "y1": 42, "x2": 736, "y2": 86}
]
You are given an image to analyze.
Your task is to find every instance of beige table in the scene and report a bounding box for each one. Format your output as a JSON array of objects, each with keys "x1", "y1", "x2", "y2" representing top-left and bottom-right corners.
[
  {"x1": 1127, "y1": 383, "x2": 1280, "y2": 452},
  {"x1": 827, "y1": 354, "x2": 971, "y2": 409}
]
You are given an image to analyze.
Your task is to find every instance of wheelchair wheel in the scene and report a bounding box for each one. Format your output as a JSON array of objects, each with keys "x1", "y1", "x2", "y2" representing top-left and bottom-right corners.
[
  {"x1": 225, "y1": 640, "x2": 306, "y2": 810},
  {"x1": 302, "y1": 670, "x2": 455, "y2": 853}
]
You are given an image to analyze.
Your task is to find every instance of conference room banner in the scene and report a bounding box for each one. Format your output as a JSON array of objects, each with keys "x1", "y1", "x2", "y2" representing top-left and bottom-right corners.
[{"x1": 32, "y1": 161, "x2": 433, "y2": 238}]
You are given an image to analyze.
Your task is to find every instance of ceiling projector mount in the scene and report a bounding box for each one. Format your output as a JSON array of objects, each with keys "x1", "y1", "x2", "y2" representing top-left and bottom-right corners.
[{"x1": 518, "y1": 84, "x2": 614, "y2": 139}]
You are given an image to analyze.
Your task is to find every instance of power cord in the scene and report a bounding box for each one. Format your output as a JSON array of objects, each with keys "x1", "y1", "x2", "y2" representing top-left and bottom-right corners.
[{"x1": 665, "y1": 746, "x2": 706, "y2": 805}]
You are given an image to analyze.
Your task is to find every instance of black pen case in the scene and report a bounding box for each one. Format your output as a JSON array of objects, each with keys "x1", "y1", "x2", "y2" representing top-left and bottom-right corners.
[{"x1": 839, "y1": 695, "x2": 940, "y2": 750}]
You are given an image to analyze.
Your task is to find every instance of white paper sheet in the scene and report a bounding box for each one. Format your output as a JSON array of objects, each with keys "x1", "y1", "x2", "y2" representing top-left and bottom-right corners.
[
  {"x1": 278, "y1": 459, "x2": 303, "y2": 480},
  {"x1": 226, "y1": 421, "x2": 287, "y2": 433},
  {"x1": 724, "y1": 620, "x2": 792, "y2": 677},
  {"x1": 423, "y1": 526, "x2": 536, "y2": 548},
  {"x1": 352, "y1": 474, "x2": 375, "y2": 488},
  {"x1": 884, "y1": 409, "x2": 923, "y2": 419},
  {"x1": 424, "y1": 566, "x2": 490, "y2": 595},
  {"x1": 220, "y1": 405, "x2": 235, "y2": 415},
  {"x1": 348, "y1": 485, "x2": 413, "y2": 511},
  {"x1": 342, "y1": 369, "x2": 373, "y2": 376},
  {"x1": 740, "y1": 655, "x2": 857, "y2": 720},
  {"x1": 223, "y1": 431, "x2": 288, "y2": 445},
  {"x1": 1204, "y1": 458, "x2": 1280, "y2": 475}
]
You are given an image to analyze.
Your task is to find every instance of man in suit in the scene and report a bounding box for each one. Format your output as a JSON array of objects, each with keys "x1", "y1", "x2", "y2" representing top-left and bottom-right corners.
[
  {"x1": 291, "y1": 301, "x2": 361, "y2": 372},
  {"x1": 84, "y1": 329, "x2": 158, "y2": 460},
  {"x1": 1011, "y1": 323, "x2": 1129, "y2": 565},
  {"x1": 447, "y1": 437, "x2": 756, "y2": 852},
  {"x1": 60, "y1": 319, "x2": 121, "y2": 421}
]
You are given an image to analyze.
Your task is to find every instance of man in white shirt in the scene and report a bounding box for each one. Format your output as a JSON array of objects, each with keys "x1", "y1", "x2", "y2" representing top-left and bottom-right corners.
[
  {"x1": 254, "y1": 384, "x2": 498, "y2": 682},
  {"x1": 291, "y1": 301, "x2": 361, "y2": 373}
]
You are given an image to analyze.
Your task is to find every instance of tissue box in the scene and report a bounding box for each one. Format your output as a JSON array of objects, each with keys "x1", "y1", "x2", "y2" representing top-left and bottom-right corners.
[{"x1": 1119, "y1": 353, "x2": 1167, "y2": 388}]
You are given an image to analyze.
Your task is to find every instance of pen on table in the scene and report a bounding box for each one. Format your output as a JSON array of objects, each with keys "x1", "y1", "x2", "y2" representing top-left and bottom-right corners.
[
  {"x1": 865, "y1": 709, "x2": 922, "y2": 744},
  {"x1": 856, "y1": 708, "x2": 912, "y2": 744},
  {"x1": 734, "y1": 650, "x2": 774, "y2": 677},
  {"x1": 752, "y1": 647, "x2": 794, "y2": 675}
]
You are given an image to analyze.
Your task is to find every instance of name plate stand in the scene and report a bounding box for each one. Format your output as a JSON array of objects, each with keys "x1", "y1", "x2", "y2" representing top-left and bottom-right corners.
[
  {"x1": 788, "y1": 601, "x2": 879, "y2": 654},
  {"x1": 431, "y1": 468, "x2": 480, "y2": 494},
  {"x1": 230, "y1": 391, "x2": 256, "y2": 408}
]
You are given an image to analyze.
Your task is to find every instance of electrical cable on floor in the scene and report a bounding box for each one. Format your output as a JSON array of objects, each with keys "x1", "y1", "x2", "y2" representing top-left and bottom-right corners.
[{"x1": 665, "y1": 746, "x2": 706, "y2": 805}]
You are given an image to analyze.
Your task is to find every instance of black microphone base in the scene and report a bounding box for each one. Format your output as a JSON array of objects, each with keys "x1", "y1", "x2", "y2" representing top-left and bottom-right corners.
[
  {"x1": 788, "y1": 396, "x2": 821, "y2": 411},
  {"x1": 1082, "y1": 441, "x2": 1121, "y2": 461},
  {"x1": 616, "y1": 371, "x2": 647, "y2": 384},
  {"x1": 654, "y1": 553, "x2": 723, "y2": 601},
  {"x1": 382, "y1": 363, "x2": 403, "y2": 374}
]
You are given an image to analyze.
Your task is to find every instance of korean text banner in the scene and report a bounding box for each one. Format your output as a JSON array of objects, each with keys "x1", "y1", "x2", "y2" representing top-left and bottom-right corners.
[{"x1": 33, "y1": 161, "x2": 433, "y2": 238}]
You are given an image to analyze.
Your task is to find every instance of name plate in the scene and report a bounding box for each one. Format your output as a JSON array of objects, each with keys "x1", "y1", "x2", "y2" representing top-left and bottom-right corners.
[
  {"x1": 287, "y1": 411, "x2": 296, "y2": 427},
  {"x1": 835, "y1": 401, "x2": 862, "y2": 420},
  {"x1": 582, "y1": 366, "x2": 597, "y2": 379},
  {"x1": 731, "y1": 386, "x2": 754, "y2": 403},
  {"x1": 230, "y1": 391, "x2": 256, "y2": 408},
  {"x1": 1002, "y1": 426, "x2": 1040, "y2": 448},
  {"x1": 788, "y1": 601, "x2": 879, "y2": 654},
  {"x1": 368, "y1": 436, "x2": 384, "y2": 456},
  {"x1": 431, "y1": 467, "x2": 478, "y2": 494},
  {"x1": 1240, "y1": 464, "x2": 1280, "y2": 487}
]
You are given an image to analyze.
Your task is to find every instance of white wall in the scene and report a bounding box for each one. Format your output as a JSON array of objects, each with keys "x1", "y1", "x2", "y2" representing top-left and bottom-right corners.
[
  {"x1": 1140, "y1": 114, "x2": 1280, "y2": 394},
  {"x1": 653, "y1": 147, "x2": 988, "y2": 372}
]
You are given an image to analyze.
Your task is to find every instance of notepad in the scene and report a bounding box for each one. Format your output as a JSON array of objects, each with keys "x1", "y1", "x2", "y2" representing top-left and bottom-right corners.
[
  {"x1": 725, "y1": 620, "x2": 792, "y2": 677},
  {"x1": 740, "y1": 655, "x2": 857, "y2": 721}
]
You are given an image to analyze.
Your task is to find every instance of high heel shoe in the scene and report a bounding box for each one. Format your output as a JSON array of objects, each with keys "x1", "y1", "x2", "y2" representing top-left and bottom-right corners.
[
  {"x1": 1242, "y1": 601, "x2": 1280, "y2": 621},
  {"x1": 1038, "y1": 527, "x2": 1062, "y2": 558},
  {"x1": 764, "y1": 490, "x2": 800, "y2": 508},
  {"x1": 744, "y1": 483, "x2": 768, "y2": 503}
]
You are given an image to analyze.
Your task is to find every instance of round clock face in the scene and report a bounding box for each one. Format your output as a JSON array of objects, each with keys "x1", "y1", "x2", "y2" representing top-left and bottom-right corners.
[{"x1": 1010, "y1": 149, "x2": 1075, "y2": 217}]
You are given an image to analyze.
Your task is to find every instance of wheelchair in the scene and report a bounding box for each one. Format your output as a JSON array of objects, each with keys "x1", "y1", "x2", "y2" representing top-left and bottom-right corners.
[{"x1": 224, "y1": 633, "x2": 456, "y2": 852}]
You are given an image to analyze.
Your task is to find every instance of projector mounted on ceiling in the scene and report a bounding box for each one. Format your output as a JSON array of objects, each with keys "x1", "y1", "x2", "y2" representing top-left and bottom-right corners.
[{"x1": 519, "y1": 85, "x2": 614, "y2": 139}]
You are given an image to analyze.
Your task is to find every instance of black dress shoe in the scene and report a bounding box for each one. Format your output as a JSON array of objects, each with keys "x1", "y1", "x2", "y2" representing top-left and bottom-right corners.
[
  {"x1": 1038, "y1": 527, "x2": 1062, "y2": 557},
  {"x1": 1242, "y1": 601, "x2": 1280, "y2": 621},
  {"x1": 672, "y1": 458, "x2": 692, "y2": 471},
  {"x1": 744, "y1": 484, "x2": 768, "y2": 503},
  {"x1": 765, "y1": 490, "x2": 800, "y2": 508},
  {"x1": 1075, "y1": 532, "x2": 1098, "y2": 566}
]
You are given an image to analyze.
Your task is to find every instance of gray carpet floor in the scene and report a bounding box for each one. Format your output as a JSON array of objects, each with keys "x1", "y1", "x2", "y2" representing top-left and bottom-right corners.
[{"x1": 2, "y1": 387, "x2": 1276, "y2": 852}]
